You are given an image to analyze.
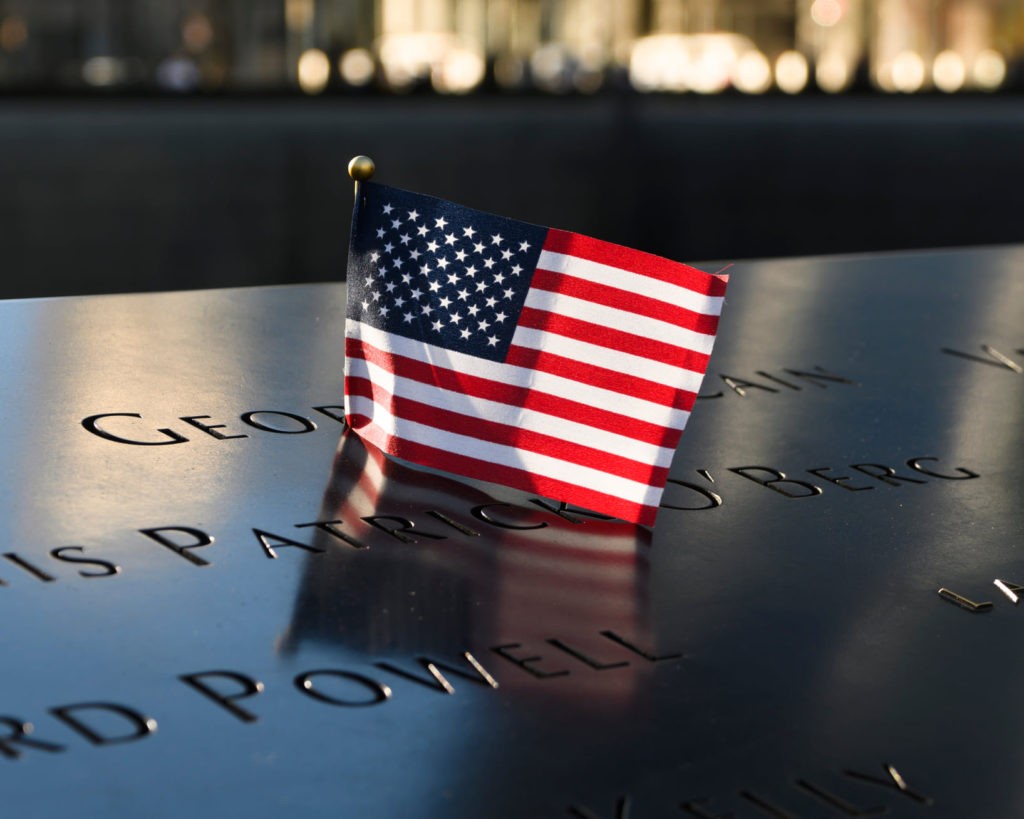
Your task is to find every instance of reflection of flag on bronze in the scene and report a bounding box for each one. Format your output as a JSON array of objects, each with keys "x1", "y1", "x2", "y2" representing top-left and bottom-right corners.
[
  {"x1": 345, "y1": 181, "x2": 727, "y2": 526},
  {"x1": 284, "y1": 431, "x2": 652, "y2": 707}
]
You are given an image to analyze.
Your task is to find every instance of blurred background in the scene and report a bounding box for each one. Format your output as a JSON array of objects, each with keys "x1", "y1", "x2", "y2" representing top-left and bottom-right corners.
[{"x1": 2, "y1": 0, "x2": 1023, "y2": 298}]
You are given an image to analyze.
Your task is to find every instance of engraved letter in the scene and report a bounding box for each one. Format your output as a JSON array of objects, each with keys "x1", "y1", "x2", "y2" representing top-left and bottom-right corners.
[
  {"x1": 491, "y1": 643, "x2": 569, "y2": 679},
  {"x1": 139, "y1": 526, "x2": 214, "y2": 567},
  {"x1": 548, "y1": 639, "x2": 629, "y2": 670},
  {"x1": 180, "y1": 671, "x2": 264, "y2": 723},
  {"x1": 50, "y1": 703, "x2": 157, "y2": 747},
  {"x1": 907, "y1": 456, "x2": 979, "y2": 480},
  {"x1": 783, "y1": 366, "x2": 859, "y2": 388},
  {"x1": 2, "y1": 553, "x2": 55, "y2": 582},
  {"x1": 806, "y1": 467, "x2": 873, "y2": 492},
  {"x1": 375, "y1": 652, "x2": 499, "y2": 694},
  {"x1": 81, "y1": 413, "x2": 188, "y2": 446},
  {"x1": 529, "y1": 499, "x2": 615, "y2": 525},
  {"x1": 660, "y1": 478, "x2": 723, "y2": 510},
  {"x1": 361, "y1": 516, "x2": 445, "y2": 543},
  {"x1": 720, "y1": 375, "x2": 778, "y2": 396},
  {"x1": 294, "y1": 670, "x2": 391, "y2": 707},
  {"x1": 312, "y1": 405, "x2": 347, "y2": 423},
  {"x1": 600, "y1": 630, "x2": 681, "y2": 662},
  {"x1": 850, "y1": 464, "x2": 926, "y2": 487},
  {"x1": 0, "y1": 718, "x2": 63, "y2": 759},
  {"x1": 795, "y1": 779, "x2": 885, "y2": 816},
  {"x1": 426, "y1": 511, "x2": 480, "y2": 536},
  {"x1": 729, "y1": 467, "x2": 823, "y2": 498},
  {"x1": 240, "y1": 411, "x2": 316, "y2": 434},
  {"x1": 941, "y1": 344, "x2": 1023, "y2": 373},
  {"x1": 179, "y1": 415, "x2": 248, "y2": 441},
  {"x1": 755, "y1": 371, "x2": 802, "y2": 390},
  {"x1": 253, "y1": 528, "x2": 324, "y2": 560},
  {"x1": 937, "y1": 587, "x2": 992, "y2": 612},
  {"x1": 294, "y1": 519, "x2": 368, "y2": 550},
  {"x1": 471, "y1": 503, "x2": 548, "y2": 530},
  {"x1": 844, "y1": 764, "x2": 933, "y2": 805},
  {"x1": 49, "y1": 547, "x2": 120, "y2": 578}
]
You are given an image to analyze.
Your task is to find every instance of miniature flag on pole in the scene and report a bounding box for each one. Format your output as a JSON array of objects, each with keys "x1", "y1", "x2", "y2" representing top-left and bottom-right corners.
[{"x1": 343, "y1": 172, "x2": 727, "y2": 527}]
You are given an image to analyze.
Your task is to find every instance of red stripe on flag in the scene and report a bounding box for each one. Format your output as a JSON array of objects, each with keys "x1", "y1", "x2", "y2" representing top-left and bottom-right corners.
[
  {"x1": 346, "y1": 411, "x2": 375, "y2": 429},
  {"x1": 346, "y1": 337, "x2": 683, "y2": 448},
  {"x1": 529, "y1": 268, "x2": 721, "y2": 336},
  {"x1": 543, "y1": 229, "x2": 728, "y2": 296},
  {"x1": 517, "y1": 307, "x2": 713, "y2": 373},
  {"x1": 353, "y1": 418, "x2": 658, "y2": 527},
  {"x1": 503, "y1": 345, "x2": 697, "y2": 412},
  {"x1": 346, "y1": 373, "x2": 671, "y2": 488}
]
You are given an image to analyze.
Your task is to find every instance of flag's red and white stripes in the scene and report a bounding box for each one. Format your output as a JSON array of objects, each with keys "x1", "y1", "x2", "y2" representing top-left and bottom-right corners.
[
  {"x1": 329, "y1": 430, "x2": 649, "y2": 565},
  {"x1": 345, "y1": 228, "x2": 726, "y2": 526}
]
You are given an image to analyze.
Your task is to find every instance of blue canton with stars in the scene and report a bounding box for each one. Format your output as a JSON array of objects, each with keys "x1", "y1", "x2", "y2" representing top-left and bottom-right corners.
[{"x1": 347, "y1": 182, "x2": 548, "y2": 363}]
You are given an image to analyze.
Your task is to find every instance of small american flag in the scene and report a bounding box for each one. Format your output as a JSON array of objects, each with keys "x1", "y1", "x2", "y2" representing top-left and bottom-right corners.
[{"x1": 344, "y1": 181, "x2": 727, "y2": 526}]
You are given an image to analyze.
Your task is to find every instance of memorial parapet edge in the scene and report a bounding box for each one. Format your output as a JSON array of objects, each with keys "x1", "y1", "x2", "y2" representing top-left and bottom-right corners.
[{"x1": 0, "y1": 246, "x2": 1022, "y2": 817}]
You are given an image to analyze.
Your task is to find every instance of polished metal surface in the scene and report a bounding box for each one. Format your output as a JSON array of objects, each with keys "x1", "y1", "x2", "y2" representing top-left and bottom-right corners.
[{"x1": 2, "y1": 246, "x2": 1023, "y2": 817}]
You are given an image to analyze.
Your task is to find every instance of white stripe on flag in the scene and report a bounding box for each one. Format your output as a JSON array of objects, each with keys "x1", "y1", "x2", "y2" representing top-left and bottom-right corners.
[
  {"x1": 523, "y1": 288, "x2": 717, "y2": 355},
  {"x1": 536, "y1": 250, "x2": 726, "y2": 316},
  {"x1": 347, "y1": 394, "x2": 664, "y2": 508},
  {"x1": 349, "y1": 322, "x2": 694, "y2": 426},
  {"x1": 349, "y1": 355, "x2": 677, "y2": 468},
  {"x1": 509, "y1": 325, "x2": 708, "y2": 392}
]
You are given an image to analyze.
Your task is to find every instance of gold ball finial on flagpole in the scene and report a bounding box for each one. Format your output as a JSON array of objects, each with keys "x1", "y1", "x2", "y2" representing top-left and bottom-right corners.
[{"x1": 348, "y1": 155, "x2": 376, "y2": 182}]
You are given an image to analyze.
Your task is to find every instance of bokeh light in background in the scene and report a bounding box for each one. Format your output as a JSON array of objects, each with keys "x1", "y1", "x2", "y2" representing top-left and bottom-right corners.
[
  {"x1": 0, "y1": 0, "x2": 1019, "y2": 96},
  {"x1": 298, "y1": 48, "x2": 331, "y2": 93},
  {"x1": 776, "y1": 49, "x2": 809, "y2": 94}
]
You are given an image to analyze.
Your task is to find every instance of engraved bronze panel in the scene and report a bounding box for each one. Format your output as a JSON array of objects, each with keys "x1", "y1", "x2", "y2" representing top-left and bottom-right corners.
[{"x1": 1, "y1": 246, "x2": 1023, "y2": 816}]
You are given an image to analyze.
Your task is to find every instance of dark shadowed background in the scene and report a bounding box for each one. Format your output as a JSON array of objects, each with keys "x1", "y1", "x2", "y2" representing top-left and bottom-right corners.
[{"x1": 2, "y1": 0, "x2": 1023, "y2": 298}]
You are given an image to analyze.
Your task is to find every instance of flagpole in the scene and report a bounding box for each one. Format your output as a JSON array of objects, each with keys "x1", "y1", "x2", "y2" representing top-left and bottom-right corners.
[{"x1": 347, "y1": 155, "x2": 375, "y2": 200}]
